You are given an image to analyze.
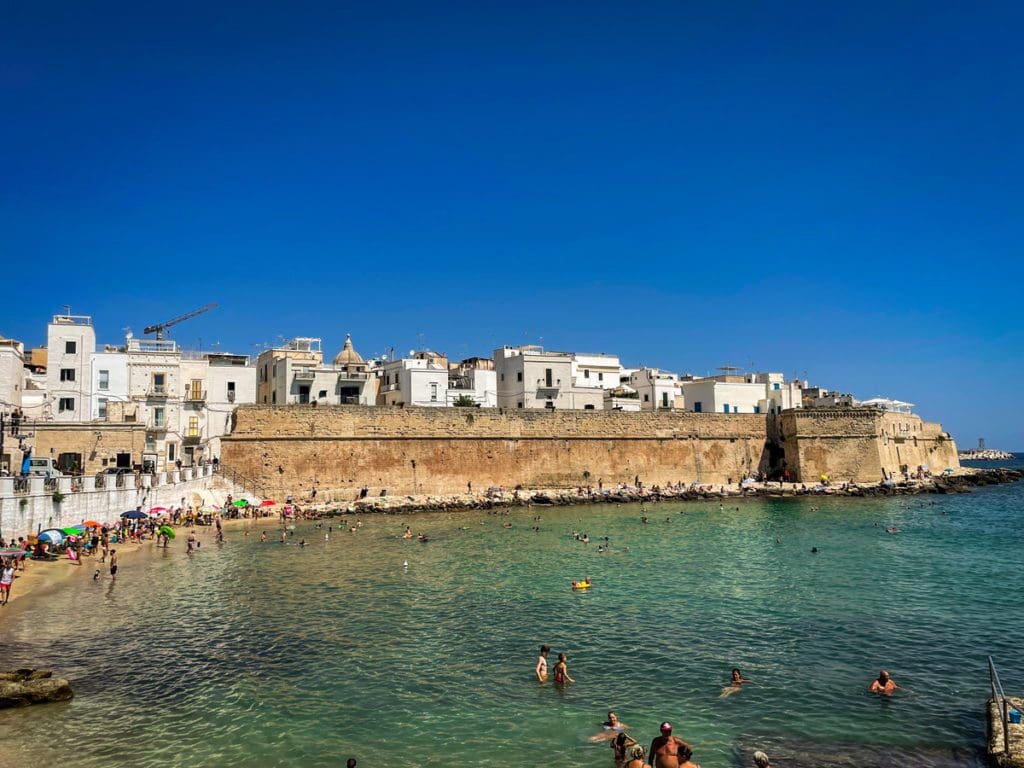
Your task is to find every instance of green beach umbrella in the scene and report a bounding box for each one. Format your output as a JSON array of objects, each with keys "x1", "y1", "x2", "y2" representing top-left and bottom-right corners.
[
  {"x1": 61, "y1": 525, "x2": 86, "y2": 536},
  {"x1": 158, "y1": 525, "x2": 176, "y2": 539},
  {"x1": 232, "y1": 499, "x2": 250, "y2": 507}
]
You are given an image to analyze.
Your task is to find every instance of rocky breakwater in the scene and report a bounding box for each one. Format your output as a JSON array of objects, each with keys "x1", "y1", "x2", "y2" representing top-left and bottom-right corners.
[
  {"x1": 0, "y1": 669, "x2": 73, "y2": 708},
  {"x1": 308, "y1": 468, "x2": 1023, "y2": 515},
  {"x1": 960, "y1": 449, "x2": 1016, "y2": 461}
]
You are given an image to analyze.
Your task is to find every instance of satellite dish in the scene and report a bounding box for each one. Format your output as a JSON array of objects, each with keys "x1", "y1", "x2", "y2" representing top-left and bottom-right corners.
[{"x1": 409, "y1": 350, "x2": 415, "y2": 357}]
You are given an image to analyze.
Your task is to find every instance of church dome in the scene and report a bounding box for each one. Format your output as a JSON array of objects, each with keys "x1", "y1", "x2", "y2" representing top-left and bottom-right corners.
[{"x1": 333, "y1": 334, "x2": 364, "y2": 367}]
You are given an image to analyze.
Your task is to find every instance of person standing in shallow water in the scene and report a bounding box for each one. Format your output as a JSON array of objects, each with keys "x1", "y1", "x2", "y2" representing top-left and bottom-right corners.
[
  {"x1": 552, "y1": 652, "x2": 574, "y2": 685},
  {"x1": 649, "y1": 722, "x2": 689, "y2": 768},
  {"x1": 535, "y1": 645, "x2": 550, "y2": 682}
]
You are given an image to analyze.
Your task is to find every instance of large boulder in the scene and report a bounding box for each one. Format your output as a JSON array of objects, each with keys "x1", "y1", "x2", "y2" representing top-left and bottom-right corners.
[{"x1": 0, "y1": 669, "x2": 73, "y2": 708}]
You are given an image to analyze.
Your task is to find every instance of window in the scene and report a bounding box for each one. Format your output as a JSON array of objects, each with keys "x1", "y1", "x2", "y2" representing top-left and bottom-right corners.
[
  {"x1": 190, "y1": 379, "x2": 202, "y2": 400},
  {"x1": 644, "y1": 394, "x2": 650, "y2": 402},
  {"x1": 517, "y1": 372, "x2": 523, "y2": 382},
  {"x1": 429, "y1": 382, "x2": 438, "y2": 402},
  {"x1": 500, "y1": 374, "x2": 505, "y2": 382},
  {"x1": 584, "y1": 370, "x2": 590, "y2": 379},
  {"x1": 517, "y1": 401, "x2": 523, "y2": 408},
  {"x1": 773, "y1": 382, "x2": 780, "y2": 390},
  {"x1": 153, "y1": 407, "x2": 165, "y2": 427},
  {"x1": 662, "y1": 392, "x2": 669, "y2": 408},
  {"x1": 167, "y1": 442, "x2": 176, "y2": 462},
  {"x1": 59, "y1": 397, "x2": 75, "y2": 412},
  {"x1": 272, "y1": 391, "x2": 277, "y2": 404},
  {"x1": 545, "y1": 368, "x2": 553, "y2": 387},
  {"x1": 723, "y1": 404, "x2": 730, "y2": 413},
  {"x1": 584, "y1": 404, "x2": 595, "y2": 410},
  {"x1": 227, "y1": 381, "x2": 235, "y2": 394},
  {"x1": 188, "y1": 416, "x2": 199, "y2": 437},
  {"x1": 598, "y1": 372, "x2": 604, "y2": 382},
  {"x1": 99, "y1": 370, "x2": 109, "y2": 390},
  {"x1": 65, "y1": 341, "x2": 76, "y2": 354},
  {"x1": 98, "y1": 398, "x2": 108, "y2": 419},
  {"x1": 152, "y1": 373, "x2": 166, "y2": 393},
  {"x1": 318, "y1": 390, "x2": 327, "y2": 400},
  {"x1": 693, "y1": 401, "x2": 702, "y2": 413},
  {"x1": 145, "y1": 436, "x2": 156, "y2": 452},
  {"x1": 60, "y1": 368, "x2": 76, "y2": 382},
  {"x1": 754, "y1": 405, "x2": 761, "y2": 414}
]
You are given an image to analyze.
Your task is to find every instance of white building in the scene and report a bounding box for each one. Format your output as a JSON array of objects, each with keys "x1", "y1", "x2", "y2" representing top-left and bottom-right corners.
[
  {"x1": 681, "y1": 373, "x2": 802, "y2": 415},
  {"x1": 46, "y1": 314, "x2": 96, "y2": 421},
  {"x1": 125, "y1": 334, "x2": 183, "y2": 470},
  {"x1": 603, "y1": 387, "x2": 642, "y2": 412},
  {"x1": 626, "y1": 368, "x2": 682, "y2": 410},
  {"x1": 571, "y1": 353, "x2": 622, "y2": 390},
  {"x1": 0, "y1": 336, "x2": 25, "y2": 416},
  {"x1": 378, "y1": 352, "x2": 450, "y2": 407},
  {"x1": 493, "y1": 346, "x2": 604, "y2": 410},
  {"x1": 447, "y1": 359, "x2": 497, "y2": 407},
  {"x1": 90, "y1": 347, "x2": 129, "y2": 421}
]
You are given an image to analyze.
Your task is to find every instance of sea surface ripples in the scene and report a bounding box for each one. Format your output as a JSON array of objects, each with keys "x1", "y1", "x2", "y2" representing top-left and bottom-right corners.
[{"x1": 2, "y1": 464, "x2": 1024, "y2": 766}]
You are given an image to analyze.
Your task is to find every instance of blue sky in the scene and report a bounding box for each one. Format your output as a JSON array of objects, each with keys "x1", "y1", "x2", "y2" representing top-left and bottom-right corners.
[{"x1": 2, "y1": 2, "x2": 1022, "y2": 448}]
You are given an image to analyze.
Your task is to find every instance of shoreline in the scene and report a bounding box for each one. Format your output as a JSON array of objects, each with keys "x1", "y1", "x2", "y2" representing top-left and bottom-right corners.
[{"x1": 0, "y1": 516, "x2": 260, "y2": 618}]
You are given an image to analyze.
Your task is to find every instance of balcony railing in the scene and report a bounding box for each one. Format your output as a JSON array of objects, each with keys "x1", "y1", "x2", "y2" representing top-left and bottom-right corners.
[
  {"x1": 147, "y1": 416, "x2": 175, "y2": 431},
  {"x1": 147, "y1": 386, "x2": 170, "y2": 398},
  {"x1": 294, "y1": 369, "x2": 316, "y2": 381},
  {"x1": 338, "y1": 371, "x2": 369, "y2": 380},
  {"x1": 185, "y1": 390, "x2": 206, "y2": 403},
  {"x1": 380, "y1": 383, "x2": 400, "y2": 393},
  {"x1": 536, "y1": 379, "x2": 562, "y2": 390},
  {"x1": 227, "y1": 390, "x2": 236, "y2": 403}
]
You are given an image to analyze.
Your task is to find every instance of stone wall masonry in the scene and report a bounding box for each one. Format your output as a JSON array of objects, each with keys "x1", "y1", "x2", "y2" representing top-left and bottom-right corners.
[
  {"x1": 222, "y1": 406, "x2": 769, "y2": 498},
  {"x1": 0, "y1": 466, "x2": 245, "y2": 541},
  {"x1": 780, "y1": 408, "x2": 960, "y2": 483}
]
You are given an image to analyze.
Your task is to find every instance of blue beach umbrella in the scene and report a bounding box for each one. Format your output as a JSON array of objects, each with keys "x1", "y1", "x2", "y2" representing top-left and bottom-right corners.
[
  {"x1": 120, "y1": 510, "x2": 148, "y2": 520},
  {"x1": 38, "y1": 530, "x2": 65, "y2": 545}
]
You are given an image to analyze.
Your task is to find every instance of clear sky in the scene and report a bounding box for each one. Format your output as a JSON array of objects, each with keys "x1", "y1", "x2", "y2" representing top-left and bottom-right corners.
[{"x1": 2, "y1": 2, "x2": 1022, "y2": 448}]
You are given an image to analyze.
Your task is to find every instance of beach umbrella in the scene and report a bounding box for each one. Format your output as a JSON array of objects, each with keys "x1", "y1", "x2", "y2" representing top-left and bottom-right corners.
[
  {"x1": 158, "y1": 525, "x2": 176, "y2": 539},
  {"x1": 0, "y1": 548, "x2": 27, "y2": 558},
  {"x1": 121, "y1": 510, "x2": 148, "y2": 520},
  {"x1": 83, "y1": 520, "x2": 102, "y2": 528},
  {"x1": 60, "y1": 525, "x2": 86, "y2": 535},
  {"x1": 199, "y1": 506, "x2": 219, "y2": 514},
  {"x1": 149, "y1": 506, "x2": 169, "y2": 514},
  {"x1": 259, "y1": 499, "x2": 277, "y2": 507},
  {"x1": 232, "y1": 499, "x2": 249, "y2": 507},
  {"x1": 38, "y1": 530, "x2": 65, "y2": 545}
]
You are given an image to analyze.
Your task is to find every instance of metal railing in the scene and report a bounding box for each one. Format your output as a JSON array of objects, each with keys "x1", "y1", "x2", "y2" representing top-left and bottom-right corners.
[
  {"x1": 218, "y1": 463, "x2": 262, "y2": 499},
  {"x1": 13, "y1": 477, "x2": 28, "y2": 494},
  {"x1": 94, "y1": 474, "x2": 106, "y2": 489},
  {"x1": 43, "y1": 477, "x2": 57, "y2": 491},
  {"x1": 989, "y1": 656, "x2": 1018, "y2": 758}
]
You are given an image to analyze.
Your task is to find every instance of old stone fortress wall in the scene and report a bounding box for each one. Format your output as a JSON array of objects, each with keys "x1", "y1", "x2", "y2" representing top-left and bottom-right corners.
[{"x1": 222, "y1": 405, "x2": 960, "y2": 498}]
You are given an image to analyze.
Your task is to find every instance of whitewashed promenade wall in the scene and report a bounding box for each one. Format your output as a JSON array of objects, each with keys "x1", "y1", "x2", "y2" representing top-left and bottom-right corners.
[{"x1": 0, "y1": 466, "x2": 242, "y2": 541}]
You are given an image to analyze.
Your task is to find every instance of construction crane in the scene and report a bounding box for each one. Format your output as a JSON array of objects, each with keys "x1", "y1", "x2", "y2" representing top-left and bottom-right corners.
[{"x1": 143, "y1": 303, "x2": 218, "y2": 340}]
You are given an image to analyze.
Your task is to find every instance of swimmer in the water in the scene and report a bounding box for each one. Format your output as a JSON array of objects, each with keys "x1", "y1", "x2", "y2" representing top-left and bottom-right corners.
[
  {"x1": 552, "y1": 652, "x2": 574, "y2": 685},
  {"x1": 869, "y1": 669, "x2": 899, "y2": 695},
  {"x1": 588, "y1": 710, "x2": 632, "y2": 743},
  {"x1": 535, "y1": 645, "x2": 550, "y2": 682},
  {"x1": 720, "y1": 667, "x2": 753, "y2": 697}
]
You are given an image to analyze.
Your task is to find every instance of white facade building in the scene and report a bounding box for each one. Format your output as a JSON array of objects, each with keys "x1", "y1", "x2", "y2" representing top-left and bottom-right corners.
[
  {"x1": 682, "y1": 373, "x2": 802, "y2": 415},
  {"x1": 493, "y1": 346, "x2": 604, "y2": 410},
  {"x1": 571, "y1": 353, "x2": 623, "y2": 390},
  {"x1": 627, "y1": 368, "x2": 682, "y2": 410},
  {"x1": 447, "y1": 363, "x2": 498, "y2": 407},
  {"x1": 90, "y1": 349, "x2": 129, "y2": 421},
  {"x1": 378, "y1": 353, "x2": 450, "y2": 407},
  {"x1": 0, "y1": 337, "x2": 25, "y2": 416},
  {"x1": 46, "y1": 314, "x2": 96, "y2": 421}
]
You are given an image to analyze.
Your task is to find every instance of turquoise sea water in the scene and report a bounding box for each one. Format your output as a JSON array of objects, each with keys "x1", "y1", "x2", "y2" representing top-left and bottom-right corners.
[{"x1": 1, "y1": 460, "x2": 1023, "y2": 767}]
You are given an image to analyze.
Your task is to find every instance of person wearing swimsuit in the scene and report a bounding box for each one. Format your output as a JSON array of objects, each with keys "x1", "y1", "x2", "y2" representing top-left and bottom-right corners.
[
  {"x1": 870, "y1": 669, "x2": 899, "y2": 695},
  {"x1": 650, "y1": 722, "x2": 689, "y2": 768},
  {"x1": 553, "y1": 653, "x2": 574, "y2": 685},
  {"x1": 535, "y1": 645, "x2": 550, "y2": 682},
  {"x1": 625, "y1": 744, "x2": 652, "y2": 768}
]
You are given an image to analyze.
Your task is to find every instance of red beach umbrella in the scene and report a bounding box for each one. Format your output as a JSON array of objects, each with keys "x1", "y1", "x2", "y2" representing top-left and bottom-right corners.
[{"x1": 259, "y1": 499, "x2": 277, "y2": 507}]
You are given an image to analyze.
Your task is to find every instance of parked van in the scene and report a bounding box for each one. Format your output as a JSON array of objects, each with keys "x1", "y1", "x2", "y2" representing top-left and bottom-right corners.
[{"x1": 25, "y1": 458, "x2": 66, "y2": 478}]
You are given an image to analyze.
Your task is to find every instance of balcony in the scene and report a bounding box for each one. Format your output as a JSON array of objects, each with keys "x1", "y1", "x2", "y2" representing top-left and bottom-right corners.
[
  {"x1": 185, "y1": 390, "x2": 207, "y2": 404},
  {"x1": 183, "y1": 432, "x2": 202, "y2": 445},
  {"x1": 147, "y1": 386, "x2": 170, "y2": 399},
  {"x1": 338, "y1": 371, "x2": 368, "y2": 381},
  {"x1": 293, "y1": 369, "x2": 316, "y2": 381},
  {"x1": 147, "y1": 415, "x2": 175, "y2": 432},
  {"x1": 227, "y1": 390, "x2": 236, "y2": 403},
  {"x1": 536, "y1": 378, "x2": 562, "y2": 392},
  {"x1": 380, "y1": 382, "x2": 400, "y2": 393}
]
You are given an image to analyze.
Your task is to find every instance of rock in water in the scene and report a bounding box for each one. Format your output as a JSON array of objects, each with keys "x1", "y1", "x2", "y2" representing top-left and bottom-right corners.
[{"x1": 0, "y1": 669, "x2": 73, "y2": 708}]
